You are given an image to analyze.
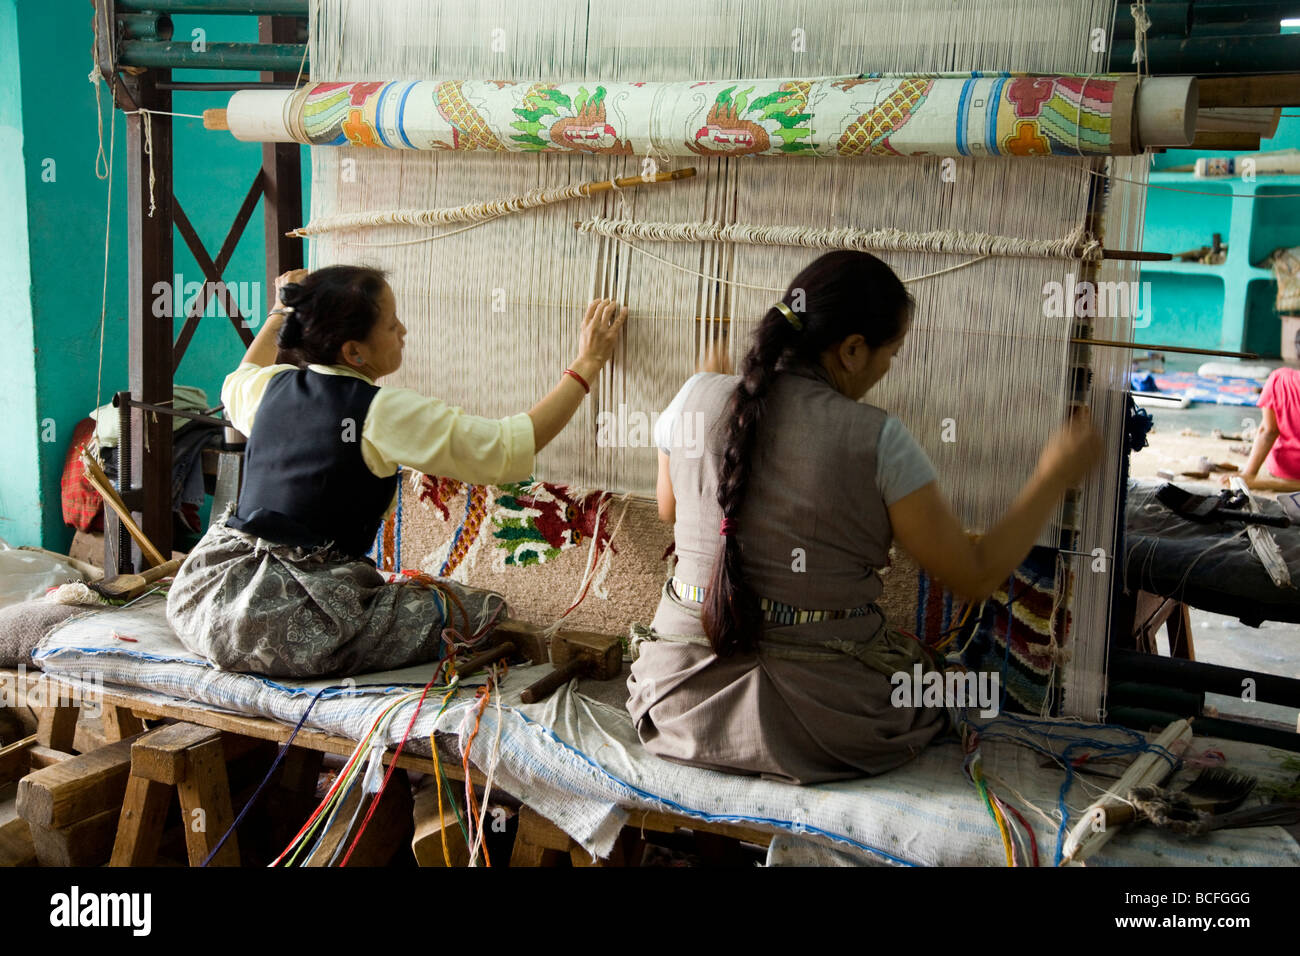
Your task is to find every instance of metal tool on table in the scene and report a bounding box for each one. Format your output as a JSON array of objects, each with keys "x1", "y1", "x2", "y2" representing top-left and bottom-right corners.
[{"x1": 519, "y1": 631, "x2": 622, "y2": 704}]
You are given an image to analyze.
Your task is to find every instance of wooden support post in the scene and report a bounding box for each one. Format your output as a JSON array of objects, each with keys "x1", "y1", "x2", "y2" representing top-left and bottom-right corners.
[
  {"x1": 411, "y1": 780, "x2": 469, "y2": 867},
  {"x1": 115, "y1": 722, "x2": 242, "y2": 867},
  {"x1": 103, "y1": 705, "x2": 147, "y2": 742},
  {"x1": 177, "y1": 736, "x2": 240, "y2": 866},
  {"x1": 124, "y1": 67, "x2": 175, "y2": 569},
  {"x1": 0, "y1": 735, "x2": 37, "y2": 784},
  {"x1": 110, "y1": 775, "x2": 172, "y2": 866},
  {"x1": 303, "y1": 768, "x2": 414, "y2": 867},
  {"x1": 35, "y1": 704, "x2": 80, "y2": 754},
  {"x1": 259, "y1": 14, "x2": 304, "y2": 303},
  {"x1": 507, "y1": 805, "x2": 621, "y2": 867},
  {"x1": 16, "y1": 734, "x2": 141, "y2": 829}
]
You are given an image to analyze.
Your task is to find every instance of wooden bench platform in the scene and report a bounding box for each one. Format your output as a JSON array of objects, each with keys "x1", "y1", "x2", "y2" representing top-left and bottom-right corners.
[{"x1": 0, "y1": 667, "x2": 775, "y2": 866}]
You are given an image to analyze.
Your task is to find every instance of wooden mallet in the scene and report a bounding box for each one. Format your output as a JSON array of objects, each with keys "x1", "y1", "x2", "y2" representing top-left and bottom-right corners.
[
  {"x1": 446, "y1": 619, "x2": 550, "y2": 679},
  {"x1": 519, "y1": 631, "x2": 622, "y2": 704},
  {"x1": 89, "y1": 557, "x2": 183, "y2": 602}
]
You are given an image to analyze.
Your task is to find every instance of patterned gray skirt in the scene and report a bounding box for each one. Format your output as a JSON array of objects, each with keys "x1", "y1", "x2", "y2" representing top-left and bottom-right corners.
[{"x1": 165, "y1": 511, "x2": 506, "y2": 678}]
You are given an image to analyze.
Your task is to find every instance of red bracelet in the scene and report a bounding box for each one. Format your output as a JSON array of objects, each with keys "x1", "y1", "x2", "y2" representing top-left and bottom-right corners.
[{"x1": 564, "y1": 368, "x2": 591, "y2": 394}]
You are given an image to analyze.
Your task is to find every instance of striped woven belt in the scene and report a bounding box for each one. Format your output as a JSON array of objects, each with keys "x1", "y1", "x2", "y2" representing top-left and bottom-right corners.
[{"x1": 669, "y1": 576, "x2": 877, "y2": 626}]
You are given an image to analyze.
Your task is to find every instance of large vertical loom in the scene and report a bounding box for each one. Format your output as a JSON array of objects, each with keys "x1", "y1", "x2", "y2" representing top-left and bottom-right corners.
[{"x1": 243, "y1": 0, "x2": 1161, "y2": 720}]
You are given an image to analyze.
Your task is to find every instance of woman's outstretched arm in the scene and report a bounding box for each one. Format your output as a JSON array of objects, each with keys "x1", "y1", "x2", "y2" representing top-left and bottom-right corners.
[
  {"x1": 528, "y1": 298, "x2": 628, "y2": 453},
  {"x1": 888, "y1": 410, "x2": 1102, "y2": 601}
]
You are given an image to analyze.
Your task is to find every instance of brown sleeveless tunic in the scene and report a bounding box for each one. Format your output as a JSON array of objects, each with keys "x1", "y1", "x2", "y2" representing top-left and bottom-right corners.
[{"x1": 625, "y1": 365, "x2": 947, "y2": 783}]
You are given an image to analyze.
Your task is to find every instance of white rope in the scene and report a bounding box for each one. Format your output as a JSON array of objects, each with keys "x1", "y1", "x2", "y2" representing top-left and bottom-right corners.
[
  {"x1": 597, "y1": 229, "x2": 994, "y2": 290},
  {"x1": 1065, "y1": 161, "x2": 1300, "y2": 199},
  {"x1": 140, "y1": 111, "x2": 155, "y2": 218},
  {"x1": 124, "y1": 108, "x2": 208, "y2": 120},
  {"x1": 1129, "y1": 2, "x2": 1151, "y2": 75},
  {"x1": 90, "y1": 0, "x2": 117, "y2": 455},
  {"x1": 292, "y1": 182, "x2": 592, "y2": 236},
  {"x1": 574, "y1": 217, "x2": 1104, "y2": 263},
  {"x1": 336, "y1": 216, "x2": 502, "y2": 247}
]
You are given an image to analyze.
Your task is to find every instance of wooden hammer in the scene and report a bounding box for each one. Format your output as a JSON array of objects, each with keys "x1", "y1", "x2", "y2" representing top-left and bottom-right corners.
[
  {"x1": 89, "y1": 557, "x2": 183, "y2": 602},
  {"x1": 520, "y1": 631, "x2": 622, "y2": 704},
  {"x1": 448, "y1": 619, "x2": 550, "y2": 679}
]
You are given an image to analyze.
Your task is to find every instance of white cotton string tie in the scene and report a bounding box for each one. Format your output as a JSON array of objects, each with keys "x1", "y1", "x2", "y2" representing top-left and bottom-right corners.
[{"x1": 1130, "y1": 2, "x2": 1151, "y2": 76}]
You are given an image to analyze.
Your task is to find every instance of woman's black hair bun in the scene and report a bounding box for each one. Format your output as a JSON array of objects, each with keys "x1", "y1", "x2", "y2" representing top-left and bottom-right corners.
[{"x1": 278, "y1": 281, "x2": 308, "y2": 308}]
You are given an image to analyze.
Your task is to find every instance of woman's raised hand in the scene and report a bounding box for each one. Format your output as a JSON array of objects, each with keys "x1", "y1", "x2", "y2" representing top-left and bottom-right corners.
[
  {"x1": 1035, "y1": 407, "x2": 1104, "y2": 487},
  {"x1": 274, "y1": 269, "x2": 310, "y2": 304},
  {"x1": 575, "y1": 298, "x2": 629, "y2": 372}
]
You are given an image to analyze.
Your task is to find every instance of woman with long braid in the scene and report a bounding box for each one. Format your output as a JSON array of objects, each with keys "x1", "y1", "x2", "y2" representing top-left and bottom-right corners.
[{"x1": 626, "y1": 251, "x2": 1101, "y2": 783}]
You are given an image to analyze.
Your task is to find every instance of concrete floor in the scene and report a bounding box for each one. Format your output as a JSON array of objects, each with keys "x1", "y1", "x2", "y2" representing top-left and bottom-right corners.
[{"x1": 1156, "y1": 611, "x2": 1300, "y2": 731}]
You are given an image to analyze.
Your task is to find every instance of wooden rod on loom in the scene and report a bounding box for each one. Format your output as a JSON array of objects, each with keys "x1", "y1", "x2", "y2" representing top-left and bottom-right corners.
[
  {"x1": 1102, "y1": 250, "x2": 1172, "y2": 261},
  {"x1": 582, "y1": 167, "x2": 696, "y2": 193},
  {"x1": 1071, "y1": 337, "x2": 1259, "y2": 360}
]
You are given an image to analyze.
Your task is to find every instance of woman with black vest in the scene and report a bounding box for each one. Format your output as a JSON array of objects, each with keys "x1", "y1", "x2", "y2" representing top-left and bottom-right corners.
[{"x1": 166, "y1": 265, "x2": 627, "y2": 678}]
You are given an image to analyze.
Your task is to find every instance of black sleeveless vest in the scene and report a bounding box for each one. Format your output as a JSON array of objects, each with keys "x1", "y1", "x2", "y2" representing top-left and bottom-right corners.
[{"x1": 227, "y1": 369, "x2": 398, "y2": 559}]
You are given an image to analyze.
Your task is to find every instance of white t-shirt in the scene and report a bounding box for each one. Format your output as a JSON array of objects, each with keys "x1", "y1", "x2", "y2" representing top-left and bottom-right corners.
[{"x1": 655, "y1": 373, "x2": 936, "y2": 506}]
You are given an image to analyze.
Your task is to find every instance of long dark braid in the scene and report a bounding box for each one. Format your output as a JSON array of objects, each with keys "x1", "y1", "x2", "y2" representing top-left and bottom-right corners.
[{"x1": 700, "y1": 251, "x2": 913, "y2": 656}]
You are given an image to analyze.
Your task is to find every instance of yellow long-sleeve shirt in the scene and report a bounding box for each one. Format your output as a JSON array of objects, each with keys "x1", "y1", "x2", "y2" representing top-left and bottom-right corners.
[{"x1": 221, "y1": 362, "x2": 536, "y2": 488}]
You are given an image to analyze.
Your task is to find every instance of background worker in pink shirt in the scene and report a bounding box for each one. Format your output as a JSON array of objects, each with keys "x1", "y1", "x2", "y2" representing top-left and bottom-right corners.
[{"x1": 1228, "y1": 365, "x2": 1300, "y2": 493}]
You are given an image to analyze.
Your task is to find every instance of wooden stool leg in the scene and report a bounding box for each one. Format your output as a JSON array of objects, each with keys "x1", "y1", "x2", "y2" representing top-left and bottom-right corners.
[
  {"x1": 176, "y1": 737, "x2": 240, "y2": 867},
  {"x1": 1167, "y1": 602, "x2": 1196, "y2": 661},
  {"x1": 570, "y1": 840, "x2": 622, "y2": 867},
  {"x1": 36, "y1": 704, "x2": 79, "y2": 753},
  {"x1": 110, "y1": 775, "x2": 172, "y2": 866},
  {"x1": 102, "y1": 706, "x2": 145, "y2": 743},
  {"x1": 510, "y1": 806, "x2": 571, "y2": 867},
  {"x1": 412, "y1": 780, "x2": 469, "y2": 867}
]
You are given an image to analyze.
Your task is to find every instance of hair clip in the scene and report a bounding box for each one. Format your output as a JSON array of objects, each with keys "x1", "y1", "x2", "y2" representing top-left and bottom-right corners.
[{"x1": 774, "y1": 301, "x2": 802, "y2": 331}]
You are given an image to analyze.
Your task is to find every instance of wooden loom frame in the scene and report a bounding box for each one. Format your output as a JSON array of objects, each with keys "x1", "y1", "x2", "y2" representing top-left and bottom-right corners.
[
  {"x1": 87, "y1": 2, "x2": 1300, "y2": 837},
  {"x1": 92, "y1": 0, "x2": 305, "y2": 573}
]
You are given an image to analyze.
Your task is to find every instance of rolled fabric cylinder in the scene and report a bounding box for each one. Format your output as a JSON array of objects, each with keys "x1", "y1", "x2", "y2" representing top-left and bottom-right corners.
[
  {"x1": 222, "y1": 73, "x2": 1192, "y2": 158},
  {"x1": 1135, "y1": 76, "x2": 1198, "y2": 148}
]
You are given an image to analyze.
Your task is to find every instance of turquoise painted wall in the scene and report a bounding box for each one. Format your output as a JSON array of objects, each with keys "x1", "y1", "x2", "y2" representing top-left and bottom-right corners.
[
  {"x1": 5, "y1": 2, "x2": 308, "y2": 551},
  {"x1": 0, "y1": 0, "x2": 41, "y2": 547},
  {"x1": 1142, "y1": 27, "x2": 1300, "y2": 355}
]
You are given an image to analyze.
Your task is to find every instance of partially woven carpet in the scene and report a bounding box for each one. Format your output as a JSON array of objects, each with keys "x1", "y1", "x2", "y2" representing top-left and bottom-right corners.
[
  {"x1": 394, "y1": 474, "x2": 673, "y2": 636},
  {"x1": 392, "y1": 473, "x2": 1064, "y2": 714}
]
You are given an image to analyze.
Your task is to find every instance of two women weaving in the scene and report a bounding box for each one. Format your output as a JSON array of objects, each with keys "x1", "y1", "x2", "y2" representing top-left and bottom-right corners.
[{"x1": 171, "y1": 251, "x2": 1099, "y2": 784}]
